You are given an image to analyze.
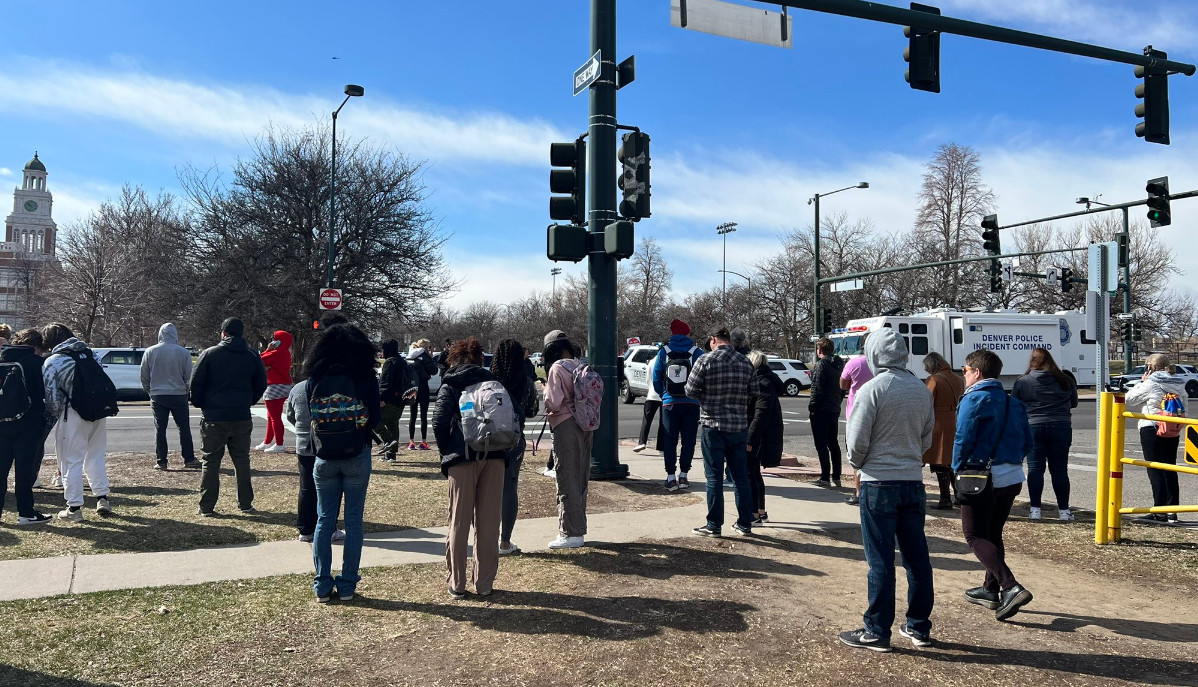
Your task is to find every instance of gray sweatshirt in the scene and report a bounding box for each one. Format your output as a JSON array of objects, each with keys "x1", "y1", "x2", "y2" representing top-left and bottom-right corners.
[
  {"x1": 285, "y1": 379, "x2": 313, "y2": 456},
  {"x1": 140, "y1": 323, "x2": 193, "y2": 397},
  {"x1": 846, "y1": 328, "x2": 934, "y2": 482}
]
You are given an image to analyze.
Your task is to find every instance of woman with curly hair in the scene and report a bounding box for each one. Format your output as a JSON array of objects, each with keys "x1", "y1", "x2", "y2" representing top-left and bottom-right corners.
[{"x1": 491, "y1": 338, "x2": 536, "y2": 555}]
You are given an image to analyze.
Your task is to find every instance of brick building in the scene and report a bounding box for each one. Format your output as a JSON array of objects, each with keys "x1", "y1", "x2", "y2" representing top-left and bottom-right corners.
[{"x1": 1, "y1": 153, "x2": 57, "y2": 329}]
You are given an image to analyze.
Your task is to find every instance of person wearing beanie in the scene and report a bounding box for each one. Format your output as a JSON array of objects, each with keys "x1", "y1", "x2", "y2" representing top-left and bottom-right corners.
[
  {"x1": 190, "y1": 317, "x2": 268, "y2": 516},
  {"x1": 255, "y1": 330, "x2": 294, "y2": 453},
  {"x1": 652, "y1": 319, "x2": 704, "y2": 491}
]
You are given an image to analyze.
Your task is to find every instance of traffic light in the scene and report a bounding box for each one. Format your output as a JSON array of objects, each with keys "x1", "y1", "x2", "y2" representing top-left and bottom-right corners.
[
  {"x1": 1120, "y1": 320, "x2": 1133, "y2": 341},
  {"x1": 988, "y1": 262, "x2": 1003, "y2": 293},
  {"x1": 1116, "y1": 233, "x2": 1130, "y2": 268},
  {"x1": 981, "y1": 214, "x2": 1001, "y2": 255},
  {"x1": 1134, "y1": 48, "x2": 1170, "y2": 145},
  {"x1": 547, "y1": 224, "x2": 588, "y2": 263},
  {"x1": 617, "y1": 131, "x2": 651, "y2": 220},
  {"x1": 903, "y1": 3, "x2": 941, "y2": 93},
  {"x1": 550, "y1": 138, "x2": 586, "y2": 226},
  {"x1": 1146, "y1": 176, "x2": 1172, "y2": 228},
  {"x1": 1132, "y1": 321, "x2": 1144, "y2": 342},
  {"x1": 821, "y1": 307, "x2": 833, "y2": 334},
  {"x1": 604, "y1": 220, "x2": 634, "y2": 259},
  {"x1": 1060, "y1": 266, "x2": 1073, "y2": 293}
]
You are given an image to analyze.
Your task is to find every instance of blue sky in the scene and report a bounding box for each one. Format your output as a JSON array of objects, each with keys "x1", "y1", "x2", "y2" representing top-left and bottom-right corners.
[{"x1": 3, "y1": 0, "x2": 1198, "y2": 308}]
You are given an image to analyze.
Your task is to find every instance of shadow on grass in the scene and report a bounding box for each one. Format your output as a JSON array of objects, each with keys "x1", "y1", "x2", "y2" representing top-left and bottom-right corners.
[
  {"x1": 113, "y1": 485, "x2": 195, "y2": 497},
  {"x1": 363, "y1": 590, "x2": 754, "y2": 639},
  {"x1": 755, "y1": 529, "x2": 982, "y2": 573},
  {"x1": 43, "y1": 512, "x2": 262, "y2": 552},
  {"x1": 922, "y1": 640, "x2": 1198, "y2": 686},
  {"x1": 1011, "y1": 610, "x2": 1198, "y2": 643},
  {"x1": 525, "y1": 540, "x2": 825, "y2": 580},
  {"x1": 0, "y1": 666, "x2": 117, "y2": 687}
]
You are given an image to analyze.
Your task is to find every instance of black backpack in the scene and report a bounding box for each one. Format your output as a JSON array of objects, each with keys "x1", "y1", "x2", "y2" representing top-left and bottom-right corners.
[
  {"x1": 0, "y1": 362, "x2": 31, "y2": 423},
  {"x1": 380, "y1": 357, "x2": 415, "y2": 405},
  {"x1": 664, "y1": 346, "x2": 699, "y2": 398},
  {"x1": 64, "y1": 349, "x2": 119, "y2": 422},
  {"x1": 308, "y1": 367, "x2": 370, "y2": 460}
]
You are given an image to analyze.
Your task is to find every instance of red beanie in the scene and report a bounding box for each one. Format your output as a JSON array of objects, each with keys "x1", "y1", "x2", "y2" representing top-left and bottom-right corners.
[{"x1": 670, "y1": 319, "x2": 690, "y2": 336}]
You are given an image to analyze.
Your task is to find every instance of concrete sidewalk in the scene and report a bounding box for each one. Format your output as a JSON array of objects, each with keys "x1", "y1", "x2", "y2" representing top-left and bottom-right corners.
[{"x1": 0, "y1": 446, "x2": 864, "y2": 602}]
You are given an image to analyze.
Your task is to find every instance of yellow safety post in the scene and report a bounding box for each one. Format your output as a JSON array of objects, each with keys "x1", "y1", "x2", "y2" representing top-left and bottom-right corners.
[
  {"x1": 1095, "y1": 392, "x2": 1113, "y2": 544},
  {"x1": 1109, "y1": 395, "x2": 1126, "y2": 543}
]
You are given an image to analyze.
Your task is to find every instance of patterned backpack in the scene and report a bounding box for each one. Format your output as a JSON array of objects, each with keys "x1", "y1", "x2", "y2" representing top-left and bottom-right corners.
[
  {"x1": 569, "y1": 360, "x2": 604, "y2": 431},
  {"x1": 307, "y1": 366, "x2": 370, "y2": 460},
  {"x1": 1156, "y1": 391, "x2": 1186, "y2": 438}
]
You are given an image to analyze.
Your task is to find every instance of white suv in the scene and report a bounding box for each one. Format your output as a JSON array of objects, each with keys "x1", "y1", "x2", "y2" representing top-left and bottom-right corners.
[
  {"x1": 621, "y1": 344, "x2": 661, "y2": 403},
  {"x1": 92, "y1": 347, "x2": 149, "y2": 401},
  {"x1": 766, "y1": 357, "x2": 812, "y2": 397}
]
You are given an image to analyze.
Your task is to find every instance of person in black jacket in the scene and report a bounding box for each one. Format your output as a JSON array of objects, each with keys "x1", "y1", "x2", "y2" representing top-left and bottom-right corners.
[
  {"x1": 377, "y1": 339, "x2": 415, "y2": 462},
  {"x1": 746, "y1": 351, "x2": 785, "y2": 524},
  {"x1": 0, "y1": 328, "x2": 52, "y2": 524},
  {"x1": 808, "y1": 338, "x2": 846, "y2": 487},
  {"x1": 492, "y1": 338, "x2": 537, "y2": 556},
  {"x1": 406, "y1": 338, "x2": 439, "y2": 450},
  {"x1": 433, "y1": 337, "x2": 507, "y2": 598},
  {"x1": 190, "y1": 317, "x2": 268, "y2": 516}
]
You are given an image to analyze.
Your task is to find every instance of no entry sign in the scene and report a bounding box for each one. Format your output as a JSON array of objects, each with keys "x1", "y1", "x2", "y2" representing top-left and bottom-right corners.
[{"x1": 318, "y1": 288, "x2": 343, "y2": 311}]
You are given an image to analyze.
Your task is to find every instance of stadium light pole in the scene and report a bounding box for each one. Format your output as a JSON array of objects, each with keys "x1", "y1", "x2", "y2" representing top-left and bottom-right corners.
[
  {"x1": 809, "y1": 182, "x2": 868, "y2": 335},
  {"x1": 328, "y1": 84, "x2": 365, "y2": 289},
  {"x1": 717, "y1": 222, "x2": 738, "y2": 321}
]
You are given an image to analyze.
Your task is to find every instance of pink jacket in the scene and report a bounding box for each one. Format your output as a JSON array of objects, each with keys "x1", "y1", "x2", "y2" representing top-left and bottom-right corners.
[{"x1": 545, "y1": 359, "x2": 578, "y2": 429}]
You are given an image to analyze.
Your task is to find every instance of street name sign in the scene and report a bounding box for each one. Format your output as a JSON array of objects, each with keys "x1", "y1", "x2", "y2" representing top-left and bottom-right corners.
[
  {"x1": 670, "y1": 0, "x2": 793, "y2": 49},
  {"x1": 573, "y1": 50, "x2": 602, "y2": 96},
  {"x1": 830, "y1": 278, "x2": 864, "y2": 292}
]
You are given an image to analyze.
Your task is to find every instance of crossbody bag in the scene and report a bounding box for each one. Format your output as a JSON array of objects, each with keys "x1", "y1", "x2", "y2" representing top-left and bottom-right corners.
[{"x1": 955, "y1": 394, "x2": 1010, "y2": 501}]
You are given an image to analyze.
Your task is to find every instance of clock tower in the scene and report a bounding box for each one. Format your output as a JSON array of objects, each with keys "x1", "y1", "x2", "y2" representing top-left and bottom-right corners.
[{"x1": 5, "y1": 152, "x2": 57, "y2": 255}]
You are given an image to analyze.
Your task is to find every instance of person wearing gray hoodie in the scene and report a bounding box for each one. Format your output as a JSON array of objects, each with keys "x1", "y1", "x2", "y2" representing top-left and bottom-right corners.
[
  {"x1": 840, "y1": 328, "x2": 935, "y2": 653},
  {"x1": 1125, "y1": 353, "x2": 1188, "y2": 523},
  {"x1": 140, "y1": 323, "x2": 197, "y2": 469}
]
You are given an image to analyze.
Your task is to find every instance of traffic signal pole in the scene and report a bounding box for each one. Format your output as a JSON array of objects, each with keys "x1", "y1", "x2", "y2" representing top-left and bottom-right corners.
[
  {"x1": 1122, "y1": 207, "x2": 1132, "y2": 373},
  {"x1": 587, "y1": 0, "x2": 628, "y2": 480}
]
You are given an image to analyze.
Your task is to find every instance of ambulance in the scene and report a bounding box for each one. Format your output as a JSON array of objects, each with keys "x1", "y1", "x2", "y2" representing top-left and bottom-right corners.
[{"x1": 827, "y1": 308, "x2": 1096, "y2": 387}]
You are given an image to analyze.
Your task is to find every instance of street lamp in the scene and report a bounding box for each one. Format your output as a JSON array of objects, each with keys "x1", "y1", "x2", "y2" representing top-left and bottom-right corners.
[
  {"x1": 719, "y1": 268, "x2": 752, "y2": 339},
  {"x1": 327, "y1": 83, "x2": 365, "y2": 289},
  {"x1": 1077, "y1": 194, "x2": 1132, "y2": 372},
  {"x1": 1075, "y1": 194, "x2": 1110, "y2": 210},
  {"x1": 716, "y1": 222, "x2": 738, "y2": 320},
  {"x1": 809, "y1": 182, "x2": 868, "y2": 335},
  {"x1": 551, "y1": 267, "x2": 562, "y2": 296}
]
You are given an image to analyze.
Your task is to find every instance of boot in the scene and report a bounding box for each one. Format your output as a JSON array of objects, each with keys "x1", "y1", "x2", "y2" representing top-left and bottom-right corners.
[{"x1": 931, "y1": 469, "x2": 954, "y2": 509}]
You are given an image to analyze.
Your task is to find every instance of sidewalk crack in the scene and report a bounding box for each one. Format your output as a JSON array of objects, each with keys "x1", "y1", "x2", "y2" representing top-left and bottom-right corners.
[{"x1": 68, "y1": 555, "x2": 78, "y2": 595}]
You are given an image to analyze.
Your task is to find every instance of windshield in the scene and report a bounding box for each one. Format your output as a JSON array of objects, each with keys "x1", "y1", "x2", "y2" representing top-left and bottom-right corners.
[{"x1": 833, "y1": 335, "x2": 865, "y2": 357}]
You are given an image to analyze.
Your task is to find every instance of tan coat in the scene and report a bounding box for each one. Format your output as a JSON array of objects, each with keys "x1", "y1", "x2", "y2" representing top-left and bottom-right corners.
[{"x1": 923, "y1": 369, "x2": 965, "y2": 468}]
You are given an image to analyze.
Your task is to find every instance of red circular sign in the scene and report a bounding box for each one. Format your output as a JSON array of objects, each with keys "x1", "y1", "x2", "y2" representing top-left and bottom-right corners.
[{"x1": 319, "y1": 288, "x2": 343, "y2": 310}]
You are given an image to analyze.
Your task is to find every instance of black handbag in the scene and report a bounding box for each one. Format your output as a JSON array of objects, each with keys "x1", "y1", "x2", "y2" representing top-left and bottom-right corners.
[{"x1": 955, "y1": 394, "x2": 1010, "y2": 502}]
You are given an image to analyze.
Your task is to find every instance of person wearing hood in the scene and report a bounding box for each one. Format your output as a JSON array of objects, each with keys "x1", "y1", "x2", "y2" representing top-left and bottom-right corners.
[
  {"x1": 433, "y1": 337, "x2": 506, "y2": 598},
  {"x1": 746, "y1": 350, "x2": 784, "y2": 524},
  {"x1": 954, "y1": 349, "x2": 1035, "y2": 623},
  {"x1": 0, "y1": 328, "x2": 52, "y2": 524},
  {"x1": 255, "y1": 330, "x2": 293, "y2": 453},
  {"x1": 377, "y1": 339, "x2": 416, "y2": 462},
  {"x1": 191, "y1": 317, "x2": 268, "y2": 516},
  {"x1": 406, "y1": 339, "x2": 438, "y2": 451},
  {"x1": 140, "y1": 323, "x2": 198, "y2": 469},
  {"x1": 652, "y1": 319, "x2": 704, "y2": 491},
  {"x1": 41, "y1": 323, "x2": 114, "y2": 521},
  {"x1": 1125, "y1": 353, "x2": 1187, "y2": 523},
  {"x1": 840, "y1": 328, "x2": 935, "y2": 652},
  {"x1": 1012, "y1": 347, "x2": 1078, "y2": 521},
  {"x1": 809, "y1": 337, "x2": 846, "y2": 488}
]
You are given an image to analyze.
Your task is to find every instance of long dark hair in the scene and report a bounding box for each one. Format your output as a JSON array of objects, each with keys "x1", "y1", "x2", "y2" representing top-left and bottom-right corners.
[
  {"x1": 491, "y1": 338, "x2": 526, "y2": 397},
  {"x1": 1024, "y1": 347, "x2": 1072, "y2": 391},
  {"x1": 543, "y1": 338, "x2": 577, "y2": 369},
  {"x1": 304, "y1": 324, "x2": 378, "y2": 381}
]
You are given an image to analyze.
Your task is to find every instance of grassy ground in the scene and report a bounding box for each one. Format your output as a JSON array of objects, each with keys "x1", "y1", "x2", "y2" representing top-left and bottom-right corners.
[
  {"x1": 1, "y1": 520, "x2": 1195, "y2": 687},
  {"x1": 0, "y1": 450, "x2": 699, "y2": 561}
]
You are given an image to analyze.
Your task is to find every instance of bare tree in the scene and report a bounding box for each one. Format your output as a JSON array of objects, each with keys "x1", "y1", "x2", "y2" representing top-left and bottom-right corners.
[{"x1": 618, "y1": 237, "x2": 673, "y2": 343}]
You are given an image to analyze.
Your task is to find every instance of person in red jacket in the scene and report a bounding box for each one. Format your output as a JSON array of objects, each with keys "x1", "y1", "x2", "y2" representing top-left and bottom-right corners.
[{"x1": 256, "y1": 330, "x2": 293, "y2": 453}]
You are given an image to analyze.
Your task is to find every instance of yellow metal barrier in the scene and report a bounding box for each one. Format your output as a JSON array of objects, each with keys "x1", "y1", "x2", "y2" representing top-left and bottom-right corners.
[{"x1": 1095, "y1": 392, "x2": 1198, "y2": 544}]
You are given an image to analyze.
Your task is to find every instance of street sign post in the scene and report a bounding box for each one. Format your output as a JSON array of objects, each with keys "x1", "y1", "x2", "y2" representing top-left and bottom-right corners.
[
  {"x1": 318, "y1": 288, "x2": 343, "y2": 311},
  {"x1": 829, "y1": 278, "x2": 864, "y2": 292},
  {"x1": 573, "y1": 50, "x2": 602, "y2": 96}
]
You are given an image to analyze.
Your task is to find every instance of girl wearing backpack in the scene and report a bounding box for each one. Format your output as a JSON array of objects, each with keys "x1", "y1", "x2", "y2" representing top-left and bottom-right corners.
[
  {"x1": 433, "y1": 337, "x2": 509, "y2": 598},
  {"x1": 542, "y1": 330, "x2": 594, "y2": 550},
  {"x1": 1125, "y1": 353, "x2": 1187, "y2": 523}
]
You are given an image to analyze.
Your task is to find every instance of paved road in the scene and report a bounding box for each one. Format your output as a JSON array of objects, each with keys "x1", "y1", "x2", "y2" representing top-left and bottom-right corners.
[{"x1": 45, "y1": 395, "x2": 1183, "y2": 521}]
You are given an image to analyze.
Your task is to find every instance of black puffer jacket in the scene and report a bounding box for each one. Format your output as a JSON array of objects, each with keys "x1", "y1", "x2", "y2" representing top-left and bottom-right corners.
[
  {"x1": 808, "y1": 353, "x2": 845, "y2": 415},
  {"x1": 189, "y1": 336, "x2": 267, "y2": 421},
  {"x1": 747, "y1": 365, "x2": 785, "y2": 468},
  {"x1": 433, "y1": 364, "x2": 506, "y2": 476},
  {"x1": 0, "y1": 344, "x2": 46, "y2": 433}
]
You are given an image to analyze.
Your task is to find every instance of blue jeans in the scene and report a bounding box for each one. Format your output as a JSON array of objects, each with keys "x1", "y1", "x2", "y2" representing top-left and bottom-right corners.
[
  {"x1": 700, "y1": 427, "x2": 753, "y2": 530},
  {"x1": 858, "y1": 481, "x2": 934, "y2": 640},
  {"x1": 1026, "y1": 422, "x2": 1071, "y2": 509},
  {"x1": 313, "y1": 448, "x2": 372, "y2": 598},
  {"x1": 662, "y1": 403, "x2": 699, "y2": 476}
]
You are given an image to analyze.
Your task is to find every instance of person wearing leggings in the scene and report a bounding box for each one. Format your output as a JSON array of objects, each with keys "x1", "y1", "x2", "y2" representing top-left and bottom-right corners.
[
  {"x1": 256, "y1": 330, "x2": 293, "y2": 454},
  {"x1": 406, "y1": 339, "x2": 438, "y2": 450},
  {"x1": 492, "y1": 339, "x2": 534, "y2": 555}
]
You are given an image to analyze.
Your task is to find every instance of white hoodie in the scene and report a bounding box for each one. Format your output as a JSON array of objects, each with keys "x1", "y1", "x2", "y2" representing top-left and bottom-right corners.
[{"x1": 1125, "y1": 370, "x2": 1188, "y2": 430}]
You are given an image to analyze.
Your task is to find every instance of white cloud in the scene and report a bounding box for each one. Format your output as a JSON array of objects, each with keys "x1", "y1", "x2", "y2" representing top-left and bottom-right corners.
[
  {"x1": 937, "y1": 0, "x2": 1198, "y2": 49},
  {"x1": 0, "y1": 167, "x2": 12, "y2": 177},
  {"x1": 444, "y1": 250, "x2": 587, "y2": 310}
]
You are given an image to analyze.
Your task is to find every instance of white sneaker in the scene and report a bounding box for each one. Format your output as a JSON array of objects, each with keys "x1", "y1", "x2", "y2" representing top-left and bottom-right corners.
[
  {"x1": 548, "y1": 535, "x2": 584, "y2": 549},
  {"x1": 51, "y1": 473, "x2": 62, "y2": 488},
  {"x1": 298, "y1": 533, "x2": 314, "y2": 543},
  {"x1": 252, "y1": 442, "x2": 270, "y2": 451},
  {"x1": 57, "y1": 507, "x2": 83, "y2": 522},
  {"x1": 264, "y1": 444, "x2": 287, "y2": 454},
  {"x1": 331, "y1": 529, "x2": 346, "y2": 542},
  {"x1": 541, "y1": 468, "x2": 557, "y2": 478},
  {"x1": 1058, "y1": 509, "x2": 1075, "y2": 522},
  {"x1": 1028, "y1": 507, "x2": 1042, "y2": 521},
  {"x1": 95, "y1": 496, "x2": 112, "y2": 515},
  {"x1": 632, "y1": 444, "x2": 647, "y2": 452}
]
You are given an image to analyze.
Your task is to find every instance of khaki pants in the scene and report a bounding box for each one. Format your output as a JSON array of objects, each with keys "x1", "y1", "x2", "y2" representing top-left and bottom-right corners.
[
  {"x1": 552, "y1": 417, "x2": 592, "y2": 538},
  {"x1": 446, "y1": 458, "x2": 505, "y2": 594}
]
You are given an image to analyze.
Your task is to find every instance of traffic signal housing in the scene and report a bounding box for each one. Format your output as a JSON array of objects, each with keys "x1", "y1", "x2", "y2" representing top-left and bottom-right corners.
[
  {"x1": 618, "y1": 131, "x2": 651, "y2": 220},
  {"x1": 604, "y1": 220, "x2": 634, "y2": 259},
  {"x1": 903, "y1": 3, "x2": 941, "y2": 93},
  {"x1": 989, "y1": 262, "x2": 1003, "y2": 293},
  {"x1": 981, "y1": 214, "x2": 1001, "y2": 255},
  {"x1": 1120, "y1": 320, "x2": 1133, "y2": 341},
  {"x1": 1146, "y1": 176, "x2": 1172, "y2": 228},
  {"x1": 1060, "y1": 266, "x2": 1073, "y2": 293},
  {"x1": 1135, "y1": 48, "x2": 1170, "y2": 145},
  {"x1": 550, "y1": 139, "x2": 586, "y2": 226},
  {"x1": 547, "y1": 224, "x2": 588, "y2": 263},
  {"x1": 821, "y1": 307, "x2": 833, "y2": 334},
  {"x1": 1132, "y1": 321, "x2": 1143, "y2": 342}
]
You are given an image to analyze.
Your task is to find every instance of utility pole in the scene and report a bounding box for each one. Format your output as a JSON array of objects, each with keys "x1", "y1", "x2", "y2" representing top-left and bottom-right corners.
[
  {"x1": 1121, "y1": 207, "x2": 1132, "y2": 372},
  {"x1": 809, "y1": 183, "x2": 868, "y2": 335},
  {"x1": 717, "y1": 222, "x2": 737, "y2": 321},
  {"x1": 551, "y1": 267, "x2": 562, "y2": 297},
  {"x1": 586, "y1": 0, "x2": 628, "y2": 480}
]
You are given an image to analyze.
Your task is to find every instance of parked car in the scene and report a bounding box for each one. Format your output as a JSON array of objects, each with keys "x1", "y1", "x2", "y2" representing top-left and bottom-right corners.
[
  {"x1": 620, "y1": 344, "x2": 661, "y2": 403},
  {"x1": 530, "y1": 352, "x2": 544, "y2": 368},
  {"x1": 92, "y1": 347, "x2": 149, "y2": 401},
  {"x1": 1118, "y1": 363, "x2": 1198, "y2": 397},
  {"x1": 766, "y1": 357, "x2": 812, "y2": 397}
]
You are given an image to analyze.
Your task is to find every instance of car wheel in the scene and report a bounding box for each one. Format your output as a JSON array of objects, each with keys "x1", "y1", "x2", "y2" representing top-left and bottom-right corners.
[
  {"x1": 784, "y1": 381, "x2": 801, "y2": 397},
  {"x1": 620, "y1": 379, "x2": 635, "y2": 404},
  {"x1": 1187, "y1": 381, "x2": 1198, "y2": 398}
]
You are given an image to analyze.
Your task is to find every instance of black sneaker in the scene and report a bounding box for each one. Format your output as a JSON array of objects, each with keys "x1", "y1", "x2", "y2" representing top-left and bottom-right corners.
[
  {"x1": 197, "y1": 508, "x2": 215, "y2": 517},
  {"x1": 831, "y1": 477, "x2": 843, "y2": 488},
  {"x1": 898, "y1": 625, "x2": 932, "y2": 647},
  {"x1": 995, "y1": 584, "x2": 1033, "y2": 621},
  {"x1": 964, "y1": 586, "x2": 1000, "y2": 610},
  {"x1": 154, "y1": 461, "x2": 168, "y2": 471},
  {"x1": 665, "y1": 478, "x2": 679, "y2": 492},
  {"x1": 813, "y1": 478, "x2": 831, "y2": 488},
  {"x1": 732, "y1": 523, "x2": 752, "y2": 536},
  {"x1": 182, "y1": 460, "x2": 202, "y2": 470},
  {"x1": 17, "y1": 512, "x2": 52, "y2": 525},
  {"x1": 240, "y1": 506, "x2": 257, "y2": 514},
  {"x1": 678, "y1": 476, "x2": 689, "y2": 489},
  {"x1": 692, "y1": 524, "x2": 721, "y2": 537},
  {"x1": 838, "y1": 628, "x2": 892, "y2": 653}
]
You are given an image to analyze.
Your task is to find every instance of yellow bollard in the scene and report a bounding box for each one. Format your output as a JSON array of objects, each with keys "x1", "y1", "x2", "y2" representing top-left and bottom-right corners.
[
  {"x1": 1095, "y1": 393, "x2": 1112, "y2": 544},
  {"x1": 1109, "y1": 396, "x2": 1126, "y2": 543}
]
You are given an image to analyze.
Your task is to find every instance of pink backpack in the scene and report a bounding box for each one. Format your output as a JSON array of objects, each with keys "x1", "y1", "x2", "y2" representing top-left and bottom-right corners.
[{"x1": 568, "y1": 360, "x2": 603, "y2": 431}]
